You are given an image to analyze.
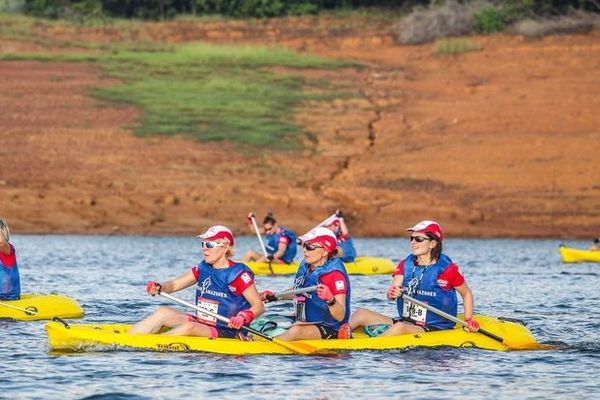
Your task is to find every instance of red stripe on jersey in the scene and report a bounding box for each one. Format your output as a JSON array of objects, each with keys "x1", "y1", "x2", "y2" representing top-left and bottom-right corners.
[
  {"x1": 393, "y1": 259, "x2": 405, "y2": 277},
  {"x1": 229, "y1": 271, "x2": 254, "y2": 295},
  {"x1": 0, "y1": 244, "x2": 16, "y2": 267},
  {"x1": 319, "y1": 270, "x2": 348, "y2": 295},
  {"x1": 437, "y1": 263, "x2": 465, "y2": 289}
]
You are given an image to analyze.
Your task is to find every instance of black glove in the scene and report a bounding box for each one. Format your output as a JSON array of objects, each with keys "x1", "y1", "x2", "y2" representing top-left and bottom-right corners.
[{"x1": 336, "y1": 209, "x2": 344, "y2": 218}]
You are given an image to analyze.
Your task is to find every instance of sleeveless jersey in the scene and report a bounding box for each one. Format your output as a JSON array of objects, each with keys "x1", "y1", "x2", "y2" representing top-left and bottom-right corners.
[
  {"x1": 194, "y1": 260, "x2": 253, "y2": 330},
  {"x1": 293, "y1": 257, "x2": 350, "y2": 330},
  {"x1": 0, "y1": 245, "x2": 20, "y2": 300},
  {"x1": 266, "y1": 226, "x2": 297, "y2": 263},
  {"x1": 397, "y1": 253, "x2": 458, "y2": 330}
]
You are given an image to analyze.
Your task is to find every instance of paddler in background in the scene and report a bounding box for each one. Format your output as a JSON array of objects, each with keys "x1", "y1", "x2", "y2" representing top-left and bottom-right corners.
[
  {"x1": 243, "y1": 212, "x2": 297, "y2": 264},
  {"x1": 0, "y1": 218, "x2": 20, "y2": 301},
  {"x1": 130, "y1": 225, "x2": 264, "y2": 339},
  {"x1": 348, "y1": 220, "x2": 480, "y2": 337},
  {"x1": 260, "y1": 227, "x2": 352, "y2": 340},
  {"x1": 589, "y1": 237, "x2": 600, "y2": 251},
  {"x1": 322, "y1": 209, "x2": 357, "y2": 263}
]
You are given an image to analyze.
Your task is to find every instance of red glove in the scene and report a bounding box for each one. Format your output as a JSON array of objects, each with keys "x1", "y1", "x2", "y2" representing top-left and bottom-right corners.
[
  {"x1": 228, "y1": 309, "x2": 255, "y2": 329},
  {"x1": 317, "y1": 284, "x2": 334, "y2": 302},
  {"x1": 146, "y1": 281, "x2": 161, "y2": 296},
  {"x1": 387, "y1": 285, "x2": 401, "y2": 300},
  {"x1": 464, "y1": 317, "x2": 480, "y2": 332},
  {"x1": 260, "y1": 290, "x2": 276, "y2": 303}
]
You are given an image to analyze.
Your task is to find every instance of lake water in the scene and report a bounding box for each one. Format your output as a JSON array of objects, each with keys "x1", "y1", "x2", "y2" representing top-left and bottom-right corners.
[{"x1": 2, "y1": 235, "x2": 599, "y2": 399}]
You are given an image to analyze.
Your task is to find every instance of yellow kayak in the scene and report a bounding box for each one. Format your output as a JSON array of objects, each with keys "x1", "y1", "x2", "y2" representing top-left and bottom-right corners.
[
  {"x1": 559, "y1": 245, "x2": 600, "y2": 263},
  {"x1": 0, "y1": 293, "x2": 84, "y2": 321},
  {"x1": 246, "y1": 256, "x2": 395, "y2": 275},
  {"x1": 46, "y1": 314, "x2": 544, "y2": 354}
]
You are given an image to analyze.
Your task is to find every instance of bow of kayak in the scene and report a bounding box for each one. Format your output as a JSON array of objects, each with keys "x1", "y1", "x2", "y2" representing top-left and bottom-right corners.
[
  {"x1": 559, "y1": 245, "x2": 600, "y2": 263},
  {"x1": 1, "y1": 293, "x2": 84, "y2": 321}
]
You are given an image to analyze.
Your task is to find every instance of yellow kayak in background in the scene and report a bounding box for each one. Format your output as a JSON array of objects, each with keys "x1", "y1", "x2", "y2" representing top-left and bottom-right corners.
[
  {"x1": 0, "y1": 293, "x2": 84, "y2": 321},
  {"x1": 246, "y1": 256, "x2": 395, "y2": 275},
  {"x1": 46, "y1": 314, "x2": 544, "y2": 354},
  {"x1": 559, "y1": 245, "x2": 600, "y2": 263}
]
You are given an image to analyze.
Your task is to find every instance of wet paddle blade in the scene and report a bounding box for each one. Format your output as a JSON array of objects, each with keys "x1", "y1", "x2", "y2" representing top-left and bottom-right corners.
[{"x1": 272, "y1": 338, "x2": 333, "y2": 355}]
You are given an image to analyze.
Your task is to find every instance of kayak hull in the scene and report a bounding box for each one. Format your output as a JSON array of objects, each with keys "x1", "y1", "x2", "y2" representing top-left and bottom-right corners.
[
  {"x1": 246, "y1": 256, "x2": 395, "y2": 275},
  {"x1": 559, "y1": 245, "x2": 600, "y2": 263},
  {"x1": 46, "y1": 314, "x2": 540, "y2": 354},
  {"x1": 1, "y1": 293, "x2": 84, "y2": 321}
]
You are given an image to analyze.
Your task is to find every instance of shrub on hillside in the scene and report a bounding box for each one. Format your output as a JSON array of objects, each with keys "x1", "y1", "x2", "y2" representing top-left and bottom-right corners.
[
  {"x1": 395, "y1": 0, "x2": 487, "y2": 44},
  {"x1": 510, "y1": 11, "x2": 600, "y2": 38}
]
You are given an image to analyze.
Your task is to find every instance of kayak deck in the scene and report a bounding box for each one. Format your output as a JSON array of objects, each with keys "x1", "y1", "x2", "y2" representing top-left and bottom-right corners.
[
  {"x1": 46, "y1": 314, "x2": 542, "y2": 354},
  {"x1": 246, "y1": 256, "x2": 395, "y2": 275}
]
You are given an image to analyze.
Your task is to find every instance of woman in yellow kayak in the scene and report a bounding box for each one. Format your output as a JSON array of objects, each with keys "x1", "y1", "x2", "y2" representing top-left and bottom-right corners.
[
  {"x1": 260, "y1": 227, "x2": 351, "y2": 340},
  {"x1": 349, "y1": 220, "x2": 480, "y2": 337},
  {"x1": 130, "y1": 225, "x2": 264, "y2": 339},
  {"x1": 0, "y1": 218, "x2": 20, "y2": 301},
  {"x1": 589, "y1": 237, "x2": 600, "y2": 251}
]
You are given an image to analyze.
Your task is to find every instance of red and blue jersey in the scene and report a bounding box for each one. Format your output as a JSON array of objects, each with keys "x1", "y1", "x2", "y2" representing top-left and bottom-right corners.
[
  {"x1": 293, "y1": 257, "x2": 351, "y2": 330},
  {"x1": 266, "y1": 226, "x2": 297, "y2": 263},
  {"x1": 192, "y1": 260, "x2": 254, "y2": 330},
  {"x1": 393, "y1": 253, "x2": 465, "y2": 330},
  {"x1": 0, "y1": 244, "x2": 20, "y2": 300}
]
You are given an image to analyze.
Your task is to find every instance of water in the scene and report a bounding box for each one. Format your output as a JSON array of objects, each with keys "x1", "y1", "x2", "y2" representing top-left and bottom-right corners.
[{"x1": 2, "y1": 235, "x2": 599, "y2": 399}]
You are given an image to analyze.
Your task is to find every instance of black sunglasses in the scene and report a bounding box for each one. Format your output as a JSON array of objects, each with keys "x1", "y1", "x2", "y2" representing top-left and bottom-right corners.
[
  {"x1": 409, "y1": 236, "x2": 431, "y2": 243},
  {"x1": 303, "y1": 243, "x2": 323, "y2": 251}
]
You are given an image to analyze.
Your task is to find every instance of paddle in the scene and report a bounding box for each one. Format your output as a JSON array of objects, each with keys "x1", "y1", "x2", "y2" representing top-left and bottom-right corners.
[
  {"x1": 248, "y1": 212, "x2": 274, "y2": 274},
  {"x1": 0, "y1": 301, "x2": 37, "y2": 316},
  {"x1": 401, "y1": 293, "x2": 553, "y2": 351},
  {"x1": 265, "y1": 285, "x2": 318, "y2": 303},
  {"x1": 158, "y1": 291, "x2": 323, "y2": 355},
  {"x1": 310, "y1": 213, "x2": 337, "y2": 232}
]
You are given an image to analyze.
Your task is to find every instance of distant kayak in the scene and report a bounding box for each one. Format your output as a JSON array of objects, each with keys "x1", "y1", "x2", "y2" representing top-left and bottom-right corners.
[
  {"x1": 246, "y1": 256, "x2": 395, "y2": 275},
  {"x1": 45, "y1": 314, "x2": 544, "y2": 354},
  {"x1": 559, "y1": 245, "x2": 600, "y2": 263},
  {"x1": 0, "y1": 293, "x2": 84, "y2": 321}
]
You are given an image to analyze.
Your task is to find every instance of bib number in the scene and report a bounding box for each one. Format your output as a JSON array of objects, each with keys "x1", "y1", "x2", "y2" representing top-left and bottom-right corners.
[
  {"x1": 402, "y1": 301, "x2": 427, "y2": 323},
  {"x1": 196, "y1": 297, "x2": 219, "y2": 325}
]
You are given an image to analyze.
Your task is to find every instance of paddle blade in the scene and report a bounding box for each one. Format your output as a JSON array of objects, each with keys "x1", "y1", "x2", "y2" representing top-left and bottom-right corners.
[
  {"x1": 272, "y1": 338, "x2": 334, "y2": 355},
  {"x1": 504, "y1": 341, "x2": 563, "y2": 351}
]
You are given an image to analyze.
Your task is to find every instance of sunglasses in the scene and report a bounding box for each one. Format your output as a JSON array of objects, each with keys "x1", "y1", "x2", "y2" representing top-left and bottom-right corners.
[
  {"x1": 303, "y1": 243, "x2": 323, "y2": 251},
  {"x1": 409, "y1": 236, "x2": 431, "y2": 243},
  {"x1": 201, "y1": 241, "x2": 225, "y2": 249}
]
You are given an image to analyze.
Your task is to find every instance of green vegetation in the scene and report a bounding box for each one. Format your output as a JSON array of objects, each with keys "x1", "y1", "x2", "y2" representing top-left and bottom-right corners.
[
  {"x1": 473, "y1": 7, "x2": 506, "y2": 34},
  {"x1": 432, "y1": 38, "x2": 481, "y2": 56},
  {"x1": 0, "y1": 36, "x2": 353, "y2": 149}
]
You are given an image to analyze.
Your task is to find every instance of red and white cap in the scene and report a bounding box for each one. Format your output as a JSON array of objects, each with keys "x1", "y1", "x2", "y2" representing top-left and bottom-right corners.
[
  {"x1": 196, "y1": 225, "x2": 235, "y2": 246},
  {"x1": 406, "y1": 220, "x2": 444, "y2": 242},
  {"x1": 299, "y1": 227, "x2": 338, "y2": 253}
]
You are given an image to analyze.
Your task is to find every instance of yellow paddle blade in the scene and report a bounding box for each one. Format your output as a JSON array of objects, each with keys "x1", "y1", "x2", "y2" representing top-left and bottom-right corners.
[
  {"x1": 272, "y1": 338, "x2": 334, "y2": 355},
  {"x1": 504, "y1": 341, "x2": 563, "y2": 351}
]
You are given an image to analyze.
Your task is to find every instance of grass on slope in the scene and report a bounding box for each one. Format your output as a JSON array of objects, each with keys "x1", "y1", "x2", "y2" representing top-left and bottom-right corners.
[{"x1": 0, "y1": 15, "x2": 355, "y2": 149}]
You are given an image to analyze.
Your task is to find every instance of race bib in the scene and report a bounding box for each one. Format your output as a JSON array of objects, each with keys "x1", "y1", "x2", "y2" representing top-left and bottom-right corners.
[
  {"x1": 196, "y1": 297, "x2": 219, "y2": 325},
  {"x1": 402, "y1": 301, "x2": 427, "y2": 323}
]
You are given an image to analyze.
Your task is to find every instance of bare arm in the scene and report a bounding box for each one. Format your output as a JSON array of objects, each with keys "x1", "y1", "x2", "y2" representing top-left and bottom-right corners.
[
  {"x1": 455, "y1": 282, "x2": 475, "y2": 320},
  {"x1": 328, "y1": 293, "x2": 347, "y2": 321},
  {"x1": 241, "y1": 284, "x2": 265, "y2": 318},
  {"x1": 156, "y1": 270, "x2": 197, "y2": 294}
]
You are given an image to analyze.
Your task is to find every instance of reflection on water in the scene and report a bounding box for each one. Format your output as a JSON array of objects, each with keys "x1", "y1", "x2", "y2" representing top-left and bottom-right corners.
[{"x1": 2, "y1": 235, "x2": 599, "y2": 399}]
